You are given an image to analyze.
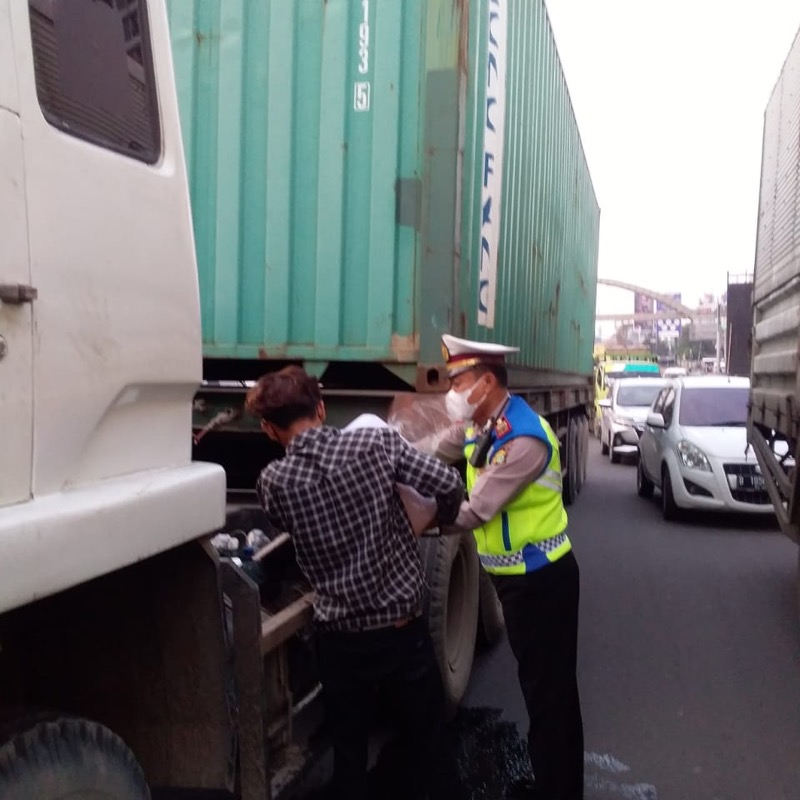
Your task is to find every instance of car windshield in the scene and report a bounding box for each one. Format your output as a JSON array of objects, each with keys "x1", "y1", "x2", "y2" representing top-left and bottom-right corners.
[
  {"x1": 616, "y1": 385, "x2": 663, "y2": 407},
  {"x1": 678, "y1": 387, "x2": 750, "y2": 426}
]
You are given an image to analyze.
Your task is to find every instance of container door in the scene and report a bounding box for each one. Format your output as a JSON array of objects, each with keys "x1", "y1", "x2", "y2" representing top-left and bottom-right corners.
[{"x1": 0, "y1": 108, "x2": 34, "y2": 506}]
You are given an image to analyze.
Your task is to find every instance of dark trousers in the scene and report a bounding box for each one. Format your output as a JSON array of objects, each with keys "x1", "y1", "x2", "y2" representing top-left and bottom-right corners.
[
  {"x1": 316, "y1": 616, "x2": 445, "y2": 800},
  {"x1": 492, "y1": 550, "x2": 584, "y2": 800}
]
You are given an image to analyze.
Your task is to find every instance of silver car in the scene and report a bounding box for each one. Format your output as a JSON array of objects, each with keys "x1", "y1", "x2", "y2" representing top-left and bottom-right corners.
[
  {"x1": 598, "y1": 378, "x2": 668, "y2": 463},
  {"x1": 636, "y1": 375, "x2": 784, "y2": 519}
]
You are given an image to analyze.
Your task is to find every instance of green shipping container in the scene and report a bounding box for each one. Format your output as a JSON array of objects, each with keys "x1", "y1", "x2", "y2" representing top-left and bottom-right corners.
[{"x1": 167, "y1": 0, "x2": 599, "y2": 390}]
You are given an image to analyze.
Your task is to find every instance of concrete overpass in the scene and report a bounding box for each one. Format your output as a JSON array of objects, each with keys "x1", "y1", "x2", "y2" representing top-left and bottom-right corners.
[{"x1": 595, "y1": 278, "x2": 695, "y2": 322}]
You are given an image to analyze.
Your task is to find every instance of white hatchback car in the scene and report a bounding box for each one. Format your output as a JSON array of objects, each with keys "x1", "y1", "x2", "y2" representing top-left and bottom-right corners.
[
  {"x1": 637, "y1": 376, "x2": 779, "y2": 519},
  {"x1": 599, "y1": 378, "x2": 668, "y2": 463}
]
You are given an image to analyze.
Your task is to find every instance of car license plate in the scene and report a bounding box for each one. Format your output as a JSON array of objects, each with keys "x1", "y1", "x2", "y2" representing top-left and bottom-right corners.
[{"x1": 738, "y1": 475, "x2": 765, "y2": 491}]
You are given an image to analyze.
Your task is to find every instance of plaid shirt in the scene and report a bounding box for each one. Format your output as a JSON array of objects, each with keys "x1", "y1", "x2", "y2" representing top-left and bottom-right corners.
[{"x1": 257, "y1": 426, "x2": 464, "y2": 631}]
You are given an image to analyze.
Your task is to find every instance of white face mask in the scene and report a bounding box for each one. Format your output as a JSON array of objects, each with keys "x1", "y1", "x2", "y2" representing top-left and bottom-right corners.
[{"x1": 445, "y1": 381, "x2": 484, "y2": 422}]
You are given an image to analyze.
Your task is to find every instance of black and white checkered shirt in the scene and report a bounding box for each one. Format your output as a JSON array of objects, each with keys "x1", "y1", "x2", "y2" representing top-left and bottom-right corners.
[{"x1": 257, "y1": 426, "x2": 463, "y2": 632}]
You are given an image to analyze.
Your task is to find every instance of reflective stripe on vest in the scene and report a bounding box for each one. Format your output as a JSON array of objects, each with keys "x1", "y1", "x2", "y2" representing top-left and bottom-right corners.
[
  {"x1": 465, "y1": 402, "x2": 570, "y2": 576},
  {"x1": 478, "y1": 532, "x2": 569, "y2": 569}
]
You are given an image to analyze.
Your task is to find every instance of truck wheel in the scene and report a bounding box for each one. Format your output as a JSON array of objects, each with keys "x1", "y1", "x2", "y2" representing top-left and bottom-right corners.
[
  {"x1": 477, "y1": 568, "x2": 505, "y2": 647},
  {"x1": 579, "y1": 416, "x2": 589, "y2": 488},
  {"x1": 0, "y1": 716, "x2": 150, "y2": 800},
  {"x1": 563, "y1": 419, "x2": 579, "y2": 506},
  {"x1": 419, "y1": 535, "x2": 479, "y2": 716}
]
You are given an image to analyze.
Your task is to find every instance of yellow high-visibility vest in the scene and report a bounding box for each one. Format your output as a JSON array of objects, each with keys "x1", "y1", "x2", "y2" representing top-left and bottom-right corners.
[{"x1": 465, "y1": 396, "x2": 571, "y2": 575}]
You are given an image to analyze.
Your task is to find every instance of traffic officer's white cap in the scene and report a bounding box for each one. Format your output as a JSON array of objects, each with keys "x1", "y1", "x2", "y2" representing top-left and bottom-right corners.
[{"x1": 441, "y1": 334, "x2": 519, "y2": 378}]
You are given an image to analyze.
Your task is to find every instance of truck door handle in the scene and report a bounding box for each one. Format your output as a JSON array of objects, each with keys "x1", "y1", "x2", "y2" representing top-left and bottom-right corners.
[{"x1": 0, "y1": 284, "x2": 38, "y2": 304}]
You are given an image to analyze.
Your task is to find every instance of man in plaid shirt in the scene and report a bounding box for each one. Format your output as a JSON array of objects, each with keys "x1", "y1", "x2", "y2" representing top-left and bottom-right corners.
[{"x1": 247, "y1": 366, "x2": 464, "y2": 800}]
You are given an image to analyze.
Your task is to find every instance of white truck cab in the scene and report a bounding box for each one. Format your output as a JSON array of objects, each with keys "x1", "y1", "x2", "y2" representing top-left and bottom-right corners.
[
  {"x1": 1, "y1": 2, "x2": 227, "y2": 796},
  {"x1": 0, "y1": 0, "x2": 225, "y2": 614}
]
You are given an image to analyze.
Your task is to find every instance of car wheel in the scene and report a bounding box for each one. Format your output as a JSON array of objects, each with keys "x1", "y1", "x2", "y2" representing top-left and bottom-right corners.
[
  {"x1": 601, "y1": 430, "x2": 609, "y2": 455},
  {"x1": 637, "y1": 457, "x2": 654, "y2": 498},
  {"x1": 609, "y1": 434, "x2": 621, "y2": 464},
  {"x1": 661, "y1": 465, "x2": 680, "y2": 521}
]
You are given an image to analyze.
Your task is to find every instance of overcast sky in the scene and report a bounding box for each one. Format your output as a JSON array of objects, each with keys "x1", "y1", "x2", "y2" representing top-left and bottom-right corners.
[{"x1": 544, "y1": 0, "x2": 800, "y2": 320}]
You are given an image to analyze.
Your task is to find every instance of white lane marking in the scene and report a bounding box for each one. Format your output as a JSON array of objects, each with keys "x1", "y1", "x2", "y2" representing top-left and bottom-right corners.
[
  {"x1": 586, "y1": 773, "x2": 658, "y2": 800},
  {"x1": 585, "y1": 752, "x2": 632, "y2": 774}
]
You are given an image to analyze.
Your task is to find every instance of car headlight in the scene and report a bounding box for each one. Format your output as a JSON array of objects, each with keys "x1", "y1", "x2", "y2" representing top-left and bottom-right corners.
[
  {"x1": 677, "y1": 440, "x2": 711, "y2": 472},
  {"x1": 612, "y1": 415, "x2": 635, "y2": 426}
]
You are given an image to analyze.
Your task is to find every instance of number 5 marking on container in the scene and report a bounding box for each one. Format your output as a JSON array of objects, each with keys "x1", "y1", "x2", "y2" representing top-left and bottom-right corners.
[{"x1": 354, "y1": 81, "x2": 370, "y2": 112}]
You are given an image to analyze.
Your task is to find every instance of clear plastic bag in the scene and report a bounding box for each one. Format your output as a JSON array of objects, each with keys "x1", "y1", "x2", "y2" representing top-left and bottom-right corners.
[
  {"x1": 344, "y1": 411, "x2": 443, "y2": 534},
  {"x1": 387, "y1": 394, "x2": 454, "y2": 456}
]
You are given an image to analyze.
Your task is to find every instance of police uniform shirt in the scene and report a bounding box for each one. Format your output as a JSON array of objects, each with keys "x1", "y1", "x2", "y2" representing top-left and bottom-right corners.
[{"x1": 435, "y1": 395, "x2": 550, "y2": 533}]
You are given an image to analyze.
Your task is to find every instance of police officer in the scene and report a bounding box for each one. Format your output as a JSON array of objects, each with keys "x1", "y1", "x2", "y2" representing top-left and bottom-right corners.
[{"x1": 434, "y1": 334, "x2": 584, "y2": 800}]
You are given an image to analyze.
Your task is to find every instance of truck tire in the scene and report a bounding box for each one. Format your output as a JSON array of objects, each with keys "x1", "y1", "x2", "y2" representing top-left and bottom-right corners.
[
  {"x1": 562, "y1": 419, "x2": 579, "y2": 506},
  {"x1": 581, "y1": 417, "x2": 589, "y2": 485},
  {"x1": 419, "y1": 534, "x2": 480, "y2": 716},
  {"x1": 477, "y1": 567, "x2": 505, "y2": 647},
  {"x1": 0, "y1": 716, "x2": 150, "y2": 800},
  {"x1": 576, "y1": 416, "x2": 588, "y2": 492}
]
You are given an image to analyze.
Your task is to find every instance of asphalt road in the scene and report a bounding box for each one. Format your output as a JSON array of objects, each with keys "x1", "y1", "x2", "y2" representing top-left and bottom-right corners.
[
  {"x1": 230, "y1": 438, "x2": 800, "y2": 800},
  {"x1": 462, "y1": 439, "x2": 800, "y2": 800}
]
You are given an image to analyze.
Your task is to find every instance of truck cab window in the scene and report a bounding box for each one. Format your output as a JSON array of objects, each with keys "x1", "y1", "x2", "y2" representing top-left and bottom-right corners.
[{"x1": 28, "y1": 0, "x2": 160, "y2": 163}]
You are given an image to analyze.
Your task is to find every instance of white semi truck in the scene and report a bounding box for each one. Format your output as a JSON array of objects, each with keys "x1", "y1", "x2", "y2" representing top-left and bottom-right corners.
[
  {"x1": 0, "y1": 3, "x2": 494, "y2": 797},
  {"x1": 0, "y1": 1, "x2": 243, "y2": 795}
]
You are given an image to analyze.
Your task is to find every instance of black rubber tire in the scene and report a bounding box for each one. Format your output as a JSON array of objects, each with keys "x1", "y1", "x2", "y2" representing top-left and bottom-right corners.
[
  {"x1": 574, "y1": 417, "x2": 585, "y2": 494},
  {"x1": 419, "y1": 535, "x2": 480, "y2": 716},
  {"x1": 600, "y1": 430, "x2": 609, "y2": 455},
  {"x1": 477, "y1": 568, "x2": 505, "y2": 648},
  {"x1": 563, "y1": 420, "x2": 579, "y2": 507},
  {"x1": 609, "y1": 434, "x2": 621, "y2": 464},
  {"x1": 579, "y1": 416, "x2": 589, "y2": 488},
  {"x1": 0, "y1": 716, "x2": 150, "y2": 800},
  {"x1": 661, "y1": 465, "x2": 680, "y2": 521},
  {"x1": 637, "y1": 457, "x2": 655, "y2": 498}
]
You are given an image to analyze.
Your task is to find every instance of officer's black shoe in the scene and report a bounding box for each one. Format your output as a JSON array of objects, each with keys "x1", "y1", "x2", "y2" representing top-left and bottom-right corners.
[{"x1": 505, "y1": 777, "x2": 539, "y2": 799}]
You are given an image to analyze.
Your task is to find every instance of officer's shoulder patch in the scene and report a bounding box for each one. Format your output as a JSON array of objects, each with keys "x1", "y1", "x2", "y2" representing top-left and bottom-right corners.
[
  {"x1": 495, "y1": 416, "x2": 512, "y2": 438},
  {"x1": 492, "y1": 447, "x2": 509, "y2": 465}
]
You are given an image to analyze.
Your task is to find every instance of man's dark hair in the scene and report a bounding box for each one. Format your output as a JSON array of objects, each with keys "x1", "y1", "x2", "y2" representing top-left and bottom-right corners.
[
  {"x1": 246, "y1": 366, "x2": 322, "y2": 429},
  {"x1": 474, "y1": 362, "x2": 508, "y2": 388}
]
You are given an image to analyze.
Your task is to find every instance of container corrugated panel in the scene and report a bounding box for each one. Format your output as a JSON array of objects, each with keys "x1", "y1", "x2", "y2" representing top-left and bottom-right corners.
[
  {"x1": 167, "y1": 0, "x2": 599, "y2": 380},
  {"x1": 460, "y1": 0, "x2": 599, "y2": 377},
  {"x1": 166, "y1": 0, "x2": 449, "y2": 362},
  {"x1": 751, "y1": 26, "x2": 800, "y2": 437}
]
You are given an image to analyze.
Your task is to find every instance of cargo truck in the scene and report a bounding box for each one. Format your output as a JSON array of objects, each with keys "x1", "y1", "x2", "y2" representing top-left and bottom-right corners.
[
  {"x1": 175, "y1": 0, "x2": 599, "y2": 754},
  {"x1": 747, "y1": 28, "x2": 800, "y2": 548},
  {"x1": 0, "y1": 0, "x2": 598, "y2": 797}
]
